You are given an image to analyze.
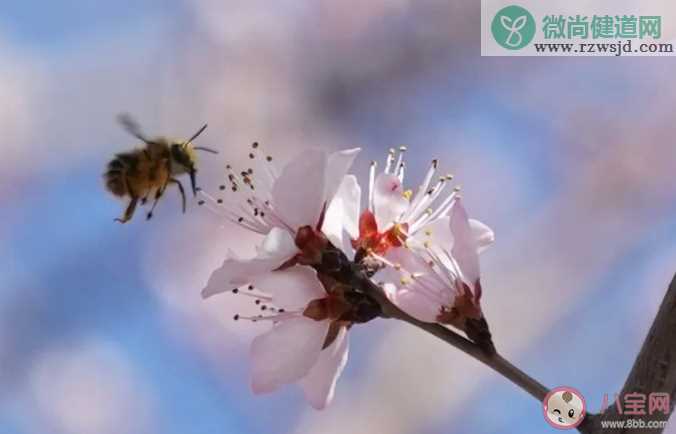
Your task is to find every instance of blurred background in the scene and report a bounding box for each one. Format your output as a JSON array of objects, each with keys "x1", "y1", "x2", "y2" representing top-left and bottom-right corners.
[{"x1": 2, "y1": 1, "x2": 676, "y2": 433}]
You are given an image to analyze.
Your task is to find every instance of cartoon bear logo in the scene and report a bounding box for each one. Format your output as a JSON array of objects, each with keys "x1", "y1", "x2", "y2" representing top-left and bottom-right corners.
[{"x1": 543, "y1": 387, "x2": 586, "y2": 429}]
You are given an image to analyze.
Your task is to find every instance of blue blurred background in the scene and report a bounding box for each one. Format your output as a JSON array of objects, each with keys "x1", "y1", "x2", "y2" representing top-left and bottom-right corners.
[{"x1": 2, "y1": 1, "x2": 676, "y2": 433}]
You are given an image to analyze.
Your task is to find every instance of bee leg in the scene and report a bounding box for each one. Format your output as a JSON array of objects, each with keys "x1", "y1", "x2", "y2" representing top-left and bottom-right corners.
[
  {"x1": 146, "y1": 186, "x2": 167, "y2": 220},
  {"x1": 169, "y1": 178, "x2": 186, "y2": 213},
  {"x1": 115, "y1": 197, "x2": 139, "y2": 223}
]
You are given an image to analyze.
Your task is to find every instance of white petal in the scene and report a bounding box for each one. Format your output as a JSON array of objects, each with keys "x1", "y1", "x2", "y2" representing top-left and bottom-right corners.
[
  {"x1": 299, "y1": 326, "x2": 349, "y2": 410},
  {"x1": 392, "y1": 289, "x2": 442, "y2": 322},
  {"x1": 450, "y1": 199, "x2": 481, "y2": 287},
  {"x1": 322, "y1": 175, "x2": 362, "y2": 249},
  {"x1": 256, "y1": 227, "x2": 298, "y2": 259},
  {"x1": 250, "y1": 317, "x2": 329, "y2": 394},
  {"x1": 272, "y1": 149, "x2": 328, "y2": 231},
  {"x1": 323, "y1": 148, "x2": 360, "y2": 206},
  {"x1": 202, "y1": 253, "x2": 279, "y2": 299},
  {"x1": 469, "y1": 219, "x2": 495, "y2": 254},
  {"x1": 202, "y1": 229, "x2": 297, "y2": 299},
  {"x1": 373, "y1": 173, "x2": 409, "y2": 229},
  {"x1": 251, "y1": 266, "x2": 326, "y2": 311}
]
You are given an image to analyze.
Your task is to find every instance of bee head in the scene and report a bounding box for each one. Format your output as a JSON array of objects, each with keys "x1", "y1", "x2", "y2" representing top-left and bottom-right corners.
[{"x1": 169, "y1": 124, "x2": 217, "y2": 196}]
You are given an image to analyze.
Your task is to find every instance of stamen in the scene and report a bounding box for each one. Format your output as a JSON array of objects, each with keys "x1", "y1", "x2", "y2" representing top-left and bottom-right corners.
[
  {"x1": 368, "y1": 161, "x2": 377, "y2": 212},
  {"x1": 384, "y1": 148, "x2": 396, "y2": 174}
]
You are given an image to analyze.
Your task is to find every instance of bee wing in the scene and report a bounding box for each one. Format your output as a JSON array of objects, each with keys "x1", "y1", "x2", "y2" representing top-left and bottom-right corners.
[{"x1": 117, "y1": 113, "x2": 150, "y2": 144}]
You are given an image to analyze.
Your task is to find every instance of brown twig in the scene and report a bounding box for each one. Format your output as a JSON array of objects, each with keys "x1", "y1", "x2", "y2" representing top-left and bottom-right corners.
[{"x1": 318, "y1": 245, "x2": 675, "y2": 433}]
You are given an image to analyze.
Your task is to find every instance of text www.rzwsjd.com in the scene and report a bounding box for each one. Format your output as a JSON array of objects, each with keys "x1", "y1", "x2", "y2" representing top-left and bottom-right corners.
[{"x1": 533, "y1": 39, "x2": 673, "y2": 55}]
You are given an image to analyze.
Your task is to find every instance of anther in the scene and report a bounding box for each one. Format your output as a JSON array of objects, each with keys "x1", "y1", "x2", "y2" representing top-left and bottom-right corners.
[
  {"x1": 198, "y1": 200, "x2": 205, "y2": 206},
  {"x1": 217, "y1": 199, "x2": 223, "y2": 204},
  {"x1": 232, "y1": 288, "x2": 239, "y2": 294},
  {"x1": 233, "y1": 314, "x2": 240, "y2": 321},
  {"x1": 252, "y1": 142, "x2": 259, "y2": 149},
  {"x1": 219, "y1": 185, "x2": 226, "y2": 190},
  {"x1": 261, "y1": 305, "x2": 267, "y2": 311},
  {"x1": 248, "y1": 285, "x2": 254, "y2": 290},
  {"x1": 266, "y1": 156, "x2": 272, "y2": 162},
  {"x1": 249, "y1": 153, "x2": 255, "y2": 159},
  {"x1": 399, "y1": 145, "x2": 407, "y2": 152},
  {"x1": 255, "y1": 299, "x2": 261, "y2": 305}
]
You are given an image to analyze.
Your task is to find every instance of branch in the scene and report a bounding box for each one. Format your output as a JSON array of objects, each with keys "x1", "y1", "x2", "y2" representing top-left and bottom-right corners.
[
  {"x1": 317, "y1": 250, "x2": 551, "y2": 404},
  {"x1": 352, "y1": 268, "x2": 550, "y2": 402},
  {"x1": 582, "y1": 273, "x2": 676, "y2": 434},
  {"x1": 318, "y1": 246, "x2": 675, "y2": 433}
]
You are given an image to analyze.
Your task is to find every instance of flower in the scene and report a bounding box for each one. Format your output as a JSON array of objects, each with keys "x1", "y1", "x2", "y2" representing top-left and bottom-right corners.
[
  {"x1": 200, "y1": 145, "x2": 360, "y2": 409},
  {"x1": 336, "y1": 147, "x2": 463, "y2": 257},
  {"x1": 212, "y1": 261, "x2": 350, "y2": 409},
  {"x1": 375, "y1": 198, "x2": 494, "y2": 328},
  {"x1": 201, "y1": 145, "x2": 360, "y2": 299}
]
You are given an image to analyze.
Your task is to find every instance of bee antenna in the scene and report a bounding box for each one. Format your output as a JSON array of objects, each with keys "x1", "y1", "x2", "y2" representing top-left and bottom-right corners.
[
  {"x1": 117, "y1": 113, "x2": 151, "y2": 144},
  {"x1": 185, "y1": 124, "x2": 208, "y2": 145},
  {"x1": 193, "y1": 146, "x2": 219, "y2": 154}
]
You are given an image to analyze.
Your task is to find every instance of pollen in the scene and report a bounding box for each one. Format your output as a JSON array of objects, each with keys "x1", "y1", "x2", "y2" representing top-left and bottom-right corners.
[{"x1": 402, "y1": 189, "x2": 413, "y2": 200}]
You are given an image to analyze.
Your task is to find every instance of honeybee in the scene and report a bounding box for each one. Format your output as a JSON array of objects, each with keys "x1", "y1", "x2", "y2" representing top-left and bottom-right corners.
[{"x1": 104, "y1": 114, "x2": 218, "y2": 223}]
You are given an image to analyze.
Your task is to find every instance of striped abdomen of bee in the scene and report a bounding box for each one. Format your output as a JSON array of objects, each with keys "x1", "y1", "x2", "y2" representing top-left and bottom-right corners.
[{"x1": 104, "y1": 141, "x2": 173, "y2": 223}]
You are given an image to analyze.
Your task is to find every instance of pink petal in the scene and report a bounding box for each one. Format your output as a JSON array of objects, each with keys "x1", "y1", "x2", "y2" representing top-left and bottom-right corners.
[
  {"x1": 469, "y1": 219, "x2": 495, "y2": 254},
  {"x1": 449, "y1": 199, "x2": 481, "y2": 288},
  {"x1": 373, "y1": 173, "x2": 409, "y2": 229},
  {"x1": 385, "y1": 246, "x2": 432, "y2": 275},
  {"x1": 413, "y1": 216, "x2": 453, "y2": 249},
  {"x1": 251, "y1": 266, "x2": 326, "y2": 311},
  {"x1": 201, "y1": 229, "x2": 297, "y2": 299},
  {"x1": 250, "y1": 317, "x2": 329, "y2": 394},
  {"x1": 322, "y1": 175, "x2": 361, "y2": 250},
  {"x1": 392, "y1": 288, "x2": 443, "y2": 322},
  {"x1": 323, "y1": 148, "x2": 360, "y2": 206},
  {"x1": 272, "y1": 149, "x2": 328, "y2": 231},
  {"x1": 299, "y1": 326, "x2": 349, "y2": 410}
]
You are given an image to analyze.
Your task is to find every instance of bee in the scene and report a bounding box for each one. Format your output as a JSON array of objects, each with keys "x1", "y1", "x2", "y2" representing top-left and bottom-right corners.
[{"x1": 104, "y1": 114, "x2": 218, "y2": 223}]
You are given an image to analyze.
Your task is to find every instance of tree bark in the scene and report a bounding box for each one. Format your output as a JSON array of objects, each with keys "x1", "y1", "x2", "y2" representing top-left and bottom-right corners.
[{"x1": 581, "y1": 273, "x2": 676, "y2": 433}]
